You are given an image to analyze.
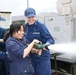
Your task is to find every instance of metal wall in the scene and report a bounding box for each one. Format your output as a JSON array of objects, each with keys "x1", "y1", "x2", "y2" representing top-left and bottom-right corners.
[
  {"x1": 37, "y1": 15, "x2": 76, "y2": 63},
  {"x1": 57, "y1": 0, "x2": 76, "y2": 15},
  {"x1": 44, "y1": 16, "x2": 73, "y2": 43},
  {"x1": 73, "y1": 17, "x2": 76, "y2": 41},
  {"x1": 0, "y1": 12, "x2": 12, "y2": 29}
]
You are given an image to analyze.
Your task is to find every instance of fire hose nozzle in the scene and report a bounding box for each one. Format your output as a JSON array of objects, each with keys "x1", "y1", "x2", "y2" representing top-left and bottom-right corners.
[{"x1": 33, "y1": 42, "x2": 50, "y2": 50}]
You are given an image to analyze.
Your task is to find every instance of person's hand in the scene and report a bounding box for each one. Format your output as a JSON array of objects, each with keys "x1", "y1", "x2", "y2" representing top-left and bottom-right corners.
[
  {"x1": 31, "y1": 48, "x2": 42, "y2": 55},
  {"x1": 33, "y1": 39, "x2": 40, "y2": 44},
  {"x1": 31, "y1": 48, "x2": 40, "y2": 53},
  {"x1": 43, "y1": 48, "x2": 47, "y2": 50},
  {"x1": 31, "y1": 48, "x2": 39, "y2": 53},
  {"x1": 37, "y1": 49, "x2": 42, "y2": 56},
  {"x1": 0, "y1": 39, "x2": 3, "y2": 42}
]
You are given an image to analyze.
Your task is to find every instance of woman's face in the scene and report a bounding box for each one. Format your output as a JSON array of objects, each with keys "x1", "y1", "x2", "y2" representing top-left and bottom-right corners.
[
  {"x1": 13, "y1": 26, "x2": 24, "y2": 40},
  {"x1": 26, "y1": 16, "x2": 36, "y2": 25}
]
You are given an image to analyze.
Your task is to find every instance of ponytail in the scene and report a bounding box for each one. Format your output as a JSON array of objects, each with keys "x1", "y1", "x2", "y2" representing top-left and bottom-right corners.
[{"x1": 3, "y1": 31, "x2": 10, "y2": 42}]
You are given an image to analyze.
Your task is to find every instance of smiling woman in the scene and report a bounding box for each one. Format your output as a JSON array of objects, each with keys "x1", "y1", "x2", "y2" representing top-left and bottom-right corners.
[
  {"x1": 24, "y1": 7, "x2": 55, "y2": 75},
  {"x1": 4, "y1": 22, "x2": 40, "y2": 75}
]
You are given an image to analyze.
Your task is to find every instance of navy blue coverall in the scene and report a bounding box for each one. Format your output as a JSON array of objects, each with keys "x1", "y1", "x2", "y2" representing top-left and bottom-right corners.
[
  {"x1": 0, "y1": 27, "x2": 10, "y2": 75},
  {"x1": 6, "y1": 36, "x2": 35, "y2": 75},
  {"x1": 25, "y1": 20, "x2": 55, "y2": 75}
]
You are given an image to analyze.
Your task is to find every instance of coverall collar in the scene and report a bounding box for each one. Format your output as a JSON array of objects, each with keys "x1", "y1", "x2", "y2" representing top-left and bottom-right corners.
[{"x1": 27, "y1": 20, "x2": 38, "y2": 26}]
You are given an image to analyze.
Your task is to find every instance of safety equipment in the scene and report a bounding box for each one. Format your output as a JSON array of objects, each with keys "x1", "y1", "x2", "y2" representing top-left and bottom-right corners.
[{"x1": 33, "y1": 42, "x2": 50, "y2": 50}]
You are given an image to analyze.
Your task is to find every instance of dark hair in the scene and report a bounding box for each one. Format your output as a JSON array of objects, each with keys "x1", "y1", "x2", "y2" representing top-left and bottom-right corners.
[{"x1": 3, "y1": 22, "x2": 25, "y2": 42}]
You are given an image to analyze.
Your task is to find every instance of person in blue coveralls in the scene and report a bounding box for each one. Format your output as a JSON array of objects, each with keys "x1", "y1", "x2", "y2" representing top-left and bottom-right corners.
[
  {"x1": 24, "y1": 8, "x2": 55, "y2": 75},
  {"x1": 0, "y1": 27, "x2": 7, "y2": 75},
  {"x1": 5, "y1": 23, "x2": 40, "y2": 75},
  {"x1": 0, "y1": 27, "x2": 10, "y2": 75}
]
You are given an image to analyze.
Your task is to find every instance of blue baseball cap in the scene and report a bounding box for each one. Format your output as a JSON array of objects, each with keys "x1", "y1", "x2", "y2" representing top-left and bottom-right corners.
[
  {"x1": 24, "y1": 8, "x2": 36, "y2": 18},
  {"x1": 0, "y1": 16, "x2": 6, "y2": 21}
]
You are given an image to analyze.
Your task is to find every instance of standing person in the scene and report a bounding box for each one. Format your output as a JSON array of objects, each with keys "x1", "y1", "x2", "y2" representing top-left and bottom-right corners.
[
  {"x1": 5, "y1": 23, "x2": 40, "y2": 75},
  {"x1": 0, "y1": 27, "x2": 7, "y2": 75},
  {"x1": 24, "y1": 8, "x2": 55, "y2": 75},
  {"x1": 0, "y1": 16, "x2": 10, "y2": 75}
]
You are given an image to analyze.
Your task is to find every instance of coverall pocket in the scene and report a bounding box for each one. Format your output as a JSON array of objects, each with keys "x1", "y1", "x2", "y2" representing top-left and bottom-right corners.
[
  {"x1": 21, "y1": 69, "x2": 34, "y2": 75},
  {"x1": 20, "y1": 64, "x2": 35, "y2": 75},
  {"x1": 20, "y1": 64, "x2": 29, "y2": 73}
]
